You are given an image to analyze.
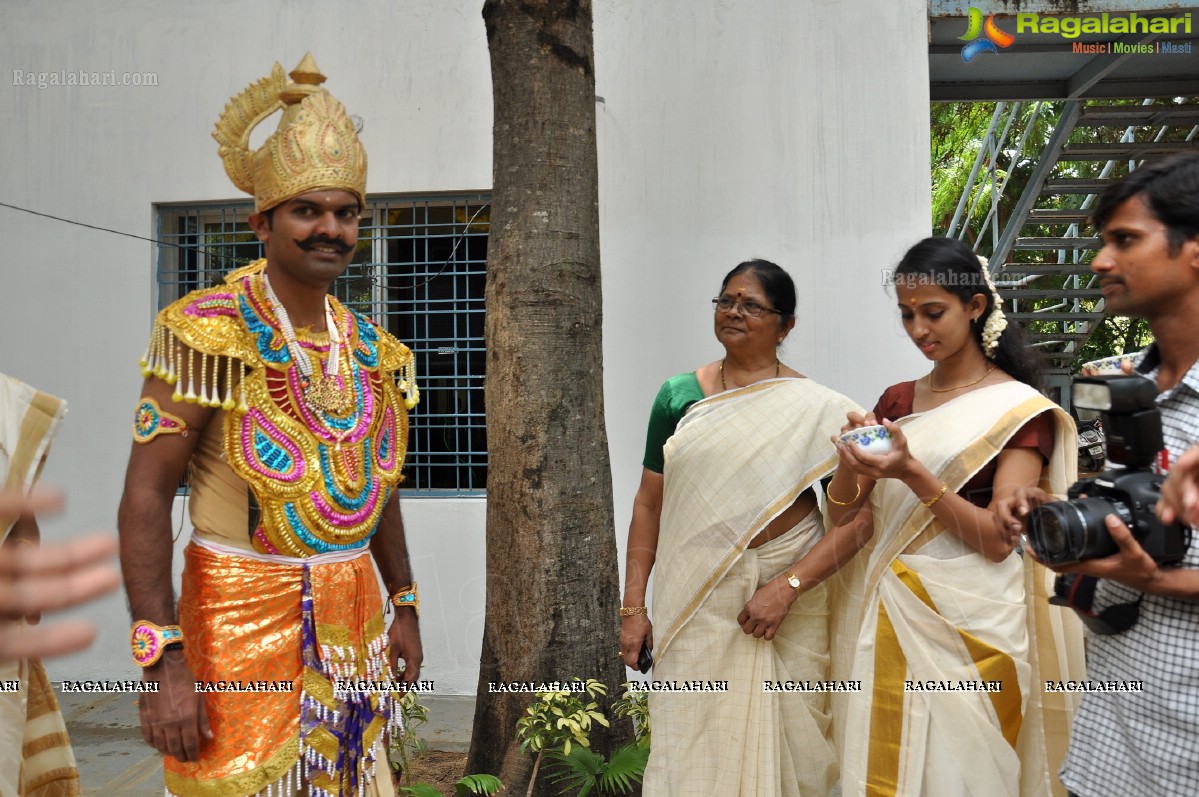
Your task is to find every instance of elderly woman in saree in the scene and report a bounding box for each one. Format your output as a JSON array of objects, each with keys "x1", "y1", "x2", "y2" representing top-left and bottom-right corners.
[
  {"x1": 826, "y1": 237, "x2": 1086, "y2": 797},
  {"x1": 619, "y1": 259, "x2": 865, "y2": 796}
]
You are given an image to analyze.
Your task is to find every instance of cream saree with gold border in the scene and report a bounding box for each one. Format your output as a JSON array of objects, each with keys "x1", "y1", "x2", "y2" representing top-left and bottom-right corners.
[
  {"x1": 644, "y1": 378, "x2": 860, "y2": 797},
  {"x1": 831, "y1": 382, "x2": 1085, "y2": 797},
  {"x1": 0, "y1": 373, "x2": 78, "y2": 797}
]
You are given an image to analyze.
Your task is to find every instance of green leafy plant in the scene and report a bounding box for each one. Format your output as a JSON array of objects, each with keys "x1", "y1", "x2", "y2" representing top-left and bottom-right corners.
[
  {"x1": 515, "y1": 679, "x2": 651, "y2": 796},
  {"x1": 391, "y1": 692, "x2": 504, "y2": 796},
  {"x1": 543, "y1": 742, "x2": 649, "y2": 797},
  {"x1": 611, "y1": 683, "x2": 650, "y2": 748},
  {"x1": 515, "y1": 679, "x2": 610, "y2": 797}
]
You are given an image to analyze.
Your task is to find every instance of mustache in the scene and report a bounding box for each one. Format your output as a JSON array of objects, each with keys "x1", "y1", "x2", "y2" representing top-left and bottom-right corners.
[{"x1": 295, "y1": 235, "x2": 354, "y2": 254}]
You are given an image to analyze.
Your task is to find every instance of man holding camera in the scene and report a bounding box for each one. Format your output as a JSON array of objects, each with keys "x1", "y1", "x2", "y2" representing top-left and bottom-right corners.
[{"x1": 999, "y1": 152, "x2": 1199, "y2": 797}]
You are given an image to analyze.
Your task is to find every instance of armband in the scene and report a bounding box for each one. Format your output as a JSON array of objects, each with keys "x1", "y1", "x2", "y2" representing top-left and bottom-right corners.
[
  {"x1": 130, "y1": 620, "x2": 184, "y2": 667},
  {"x1": 133, "y1": 397, "x2": 188, "y2": 443},
  {"x1": 390, "y1": 584, "x2": 420, "y2": 617}
]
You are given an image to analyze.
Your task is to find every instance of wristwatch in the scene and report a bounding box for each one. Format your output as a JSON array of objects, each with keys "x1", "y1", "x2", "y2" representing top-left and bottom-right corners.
[{"x1": 784, "y1": 571, "x2": 802, "y2": 592}]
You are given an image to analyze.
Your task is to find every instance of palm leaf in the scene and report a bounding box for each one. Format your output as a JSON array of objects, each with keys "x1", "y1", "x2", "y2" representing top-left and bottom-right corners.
[
  {"x1": 456, "y1": 773, "x2": 504, "y2": 795},
  {"x1": 597, "y1": 744, "x2": 649, "y2": 794},
  {"x1": 544, "y1": 747, "x2": 605, "y2": 797},
  {"x1": 401, "y1": 784, "x2": 443, "y2": 797}
]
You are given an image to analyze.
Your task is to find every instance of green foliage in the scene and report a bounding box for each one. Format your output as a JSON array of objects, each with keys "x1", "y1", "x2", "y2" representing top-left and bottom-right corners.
[
  {"x1": 390, "y1": 691, "x2": 431, "y2": 783},
  {"x1": 610, "y1": 683, "x2": 650, "y2": 748},
  {"x1": 515, "y1": 679, "x2": 610, "y2": 757},
  {"x1": 544, "y1": 743, "x2": 649, "y2": 796},
  {"x1": 402, "y1": 785, "x2": 445, "y2": 797},
  {"x1": 455, "y1": 773, "x2": 505, "y2": 795}
]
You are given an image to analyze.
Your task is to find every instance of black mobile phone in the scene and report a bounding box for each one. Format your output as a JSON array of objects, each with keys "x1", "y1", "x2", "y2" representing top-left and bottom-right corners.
[{"x1": 637, "y1": 641, "x2": 653, "y2": 674}]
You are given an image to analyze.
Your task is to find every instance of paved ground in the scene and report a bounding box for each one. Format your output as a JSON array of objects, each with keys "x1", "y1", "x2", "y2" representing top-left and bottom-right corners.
[{"x1": 58, "y1": 692, "x2": 475, "y2": 796}]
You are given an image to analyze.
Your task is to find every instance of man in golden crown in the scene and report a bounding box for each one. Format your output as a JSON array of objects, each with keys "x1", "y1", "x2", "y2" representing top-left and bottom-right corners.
[{"x1": 117, "y1": 55, "x2": 422, "y2": 797}]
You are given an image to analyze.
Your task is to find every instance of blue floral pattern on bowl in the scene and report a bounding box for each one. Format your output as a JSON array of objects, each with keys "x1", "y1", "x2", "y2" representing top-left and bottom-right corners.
[{"x1": 839, "y1": 424, "x2": 893, "y2": 454}]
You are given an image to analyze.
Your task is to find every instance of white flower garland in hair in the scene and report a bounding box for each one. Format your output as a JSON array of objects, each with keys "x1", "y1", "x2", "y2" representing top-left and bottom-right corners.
[{"x1": 975, "y1": 255, "x2": 1007, "y2": 359}]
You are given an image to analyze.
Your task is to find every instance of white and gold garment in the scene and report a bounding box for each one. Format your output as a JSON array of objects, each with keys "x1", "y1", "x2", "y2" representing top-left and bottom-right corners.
[
  {"x1": 830, "y1": 382, "x2": 1086, "y2": 797},
  {"x1": 0, "y1": 373, "x2": 78, "y2": 797},
  {"x1": 644, "y1": 378, "x2": 860, "y2": 797}
]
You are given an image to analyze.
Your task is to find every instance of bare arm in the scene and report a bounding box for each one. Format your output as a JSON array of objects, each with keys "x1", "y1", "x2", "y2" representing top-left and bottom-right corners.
[
  {"x1": 118, "y1": 364, "x2": 215, "y2": 763},
  {"x1": 838, "y1": 420, "x2": 1041, "y2": 563},
  {"x1": 620, "y1": 468, "x2": 662, "y2": 667},
  {"x1": 369, "y1": 491, "x2": 423, "y2": 681},
  {"x1": 737, "y1": 500, "x2": 876, "y2": 640}
]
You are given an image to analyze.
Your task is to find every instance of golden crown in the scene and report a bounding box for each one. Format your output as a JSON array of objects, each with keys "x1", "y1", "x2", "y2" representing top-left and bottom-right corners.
[{"x1": 213, "y1": 54, "x2": 366, "y2": 212}]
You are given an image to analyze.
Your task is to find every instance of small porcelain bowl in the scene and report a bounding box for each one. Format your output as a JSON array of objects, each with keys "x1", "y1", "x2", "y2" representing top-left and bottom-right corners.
[
  {"x1": 839, "y1": 424, "x2": 893, "y2": 455},
  {"x1": 1081, "y1": 352, "x2": 1142, "y2": 376}
]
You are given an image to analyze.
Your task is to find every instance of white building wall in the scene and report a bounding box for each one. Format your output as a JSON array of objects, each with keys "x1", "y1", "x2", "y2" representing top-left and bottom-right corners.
[{"x1": 2, "y1": 0, "x2": 928, "y2": 695}]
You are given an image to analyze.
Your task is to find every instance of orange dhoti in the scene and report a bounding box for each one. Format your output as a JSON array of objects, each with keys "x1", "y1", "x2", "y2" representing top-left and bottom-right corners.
[{"x1": 166, "y1": 541, "x2": 396, "y2": 797}]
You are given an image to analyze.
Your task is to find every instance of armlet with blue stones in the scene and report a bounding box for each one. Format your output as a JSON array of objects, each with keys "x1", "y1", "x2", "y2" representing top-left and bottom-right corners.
[{"x1": 133, "y1": 397, "x2": 189, "y2": 443}]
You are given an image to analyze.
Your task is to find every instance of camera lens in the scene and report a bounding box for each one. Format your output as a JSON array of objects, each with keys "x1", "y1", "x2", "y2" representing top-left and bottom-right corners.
[{"x1": 1028, "y1": 497, "x2": 1124, "y2": 564}]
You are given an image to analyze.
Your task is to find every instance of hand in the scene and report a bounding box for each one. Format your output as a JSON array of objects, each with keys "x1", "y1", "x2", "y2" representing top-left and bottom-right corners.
[
  {"x1": 834, "y1": 419, "x2": 915, "y2": 482},
  {"x1": 619, "y1": 613, "x2": 653, "y2": 670},
  {"x1": 736, "y1": 577, "x2": 798, "y2": 641},
  {"x1": 139, "y1": 649, "x2": 213, "y2": 762},
  {"x1": 994, "y1": 487, "x2": 1053, "y2": 537},
  {"x1": 839, "y1": 410, "x2": 878, "y2": 436},
  {"x1": 0, "y1": 531, "x2": 120, "y2": 662},
  {"x1": 1038, "y1": 514, "x2": 1162, "y2": 592},
  {"x1": 1158, "y1": 445, "x2": 1199, "y2": 527},
  {"x1": 388, "y1": 610, "x2": 423, "y2": 683}
]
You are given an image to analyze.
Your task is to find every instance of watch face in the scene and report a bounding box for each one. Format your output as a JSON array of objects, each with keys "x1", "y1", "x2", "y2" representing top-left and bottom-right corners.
[{"x1": 787, "y1": 575, "x2": 801, "y2": 590}]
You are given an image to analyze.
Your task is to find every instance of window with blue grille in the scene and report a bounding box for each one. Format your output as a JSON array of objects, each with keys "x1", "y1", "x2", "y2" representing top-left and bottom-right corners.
[{"x1": 155, "y1": 194, "x2": 490, "y2": 494}]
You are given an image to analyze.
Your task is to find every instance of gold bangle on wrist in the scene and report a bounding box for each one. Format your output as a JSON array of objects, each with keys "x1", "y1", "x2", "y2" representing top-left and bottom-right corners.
[
  {"x1": 390, "y1": 584, "x2": 420, "y2": 617},
  {"x1": 826, "y1": 481, "x2": 861, "y2": 507},
  {"x1": 619, "y1": 606, "x2": 647, "y2": 617},
  {"x1": 923, "y1": 483, "x2": 949, "y2": 508}
]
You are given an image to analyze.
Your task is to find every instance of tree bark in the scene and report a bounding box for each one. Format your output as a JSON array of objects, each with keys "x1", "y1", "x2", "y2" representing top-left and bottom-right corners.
[{"x1": 468, "y1": 1, "x2": 626, "y2": 793}]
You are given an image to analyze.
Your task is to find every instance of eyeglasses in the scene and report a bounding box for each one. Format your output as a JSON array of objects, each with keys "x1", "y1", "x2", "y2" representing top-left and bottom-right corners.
[{"x1": 712, "y1": 297, "x2": 780, "y2": 318}]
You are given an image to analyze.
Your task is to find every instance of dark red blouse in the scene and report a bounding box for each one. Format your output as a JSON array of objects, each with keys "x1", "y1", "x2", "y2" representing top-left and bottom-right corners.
[{"x1": 872, "y1": 381, "x2": 1055, "y2": 508}]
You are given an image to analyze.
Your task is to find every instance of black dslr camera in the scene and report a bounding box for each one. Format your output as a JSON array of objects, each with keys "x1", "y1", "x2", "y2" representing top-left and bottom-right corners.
[{"x1": 1027, "y1": 375, "x2": 1189, "y2": 567}]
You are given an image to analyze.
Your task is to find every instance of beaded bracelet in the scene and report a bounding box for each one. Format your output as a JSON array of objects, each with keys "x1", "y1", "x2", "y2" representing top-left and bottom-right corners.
[{"x1": 390, "y1": 584, "x2": 420, "y2": 618}]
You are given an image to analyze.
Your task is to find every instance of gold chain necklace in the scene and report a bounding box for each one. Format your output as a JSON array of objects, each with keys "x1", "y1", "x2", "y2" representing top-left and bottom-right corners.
[
  {"x1": 720, "y1": 358, "x2": 780, "y2": 390},
  {"x1": 928, "y1": 364, "x2": 995, "y2": 393}
]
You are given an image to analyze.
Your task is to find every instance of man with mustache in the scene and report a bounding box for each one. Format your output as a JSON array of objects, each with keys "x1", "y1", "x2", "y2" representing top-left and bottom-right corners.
[
  {"x1": 118, "y1": 55, "x2": 422, "y2": 797},
  {"x1": 999, "y1": 151, "x2": 1199, "y2": 797}
]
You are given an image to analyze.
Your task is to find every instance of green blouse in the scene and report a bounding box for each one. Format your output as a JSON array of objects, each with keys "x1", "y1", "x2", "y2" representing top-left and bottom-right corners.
[{"x1": 642, "y1": 372, "x2": 705, "y2": 473}]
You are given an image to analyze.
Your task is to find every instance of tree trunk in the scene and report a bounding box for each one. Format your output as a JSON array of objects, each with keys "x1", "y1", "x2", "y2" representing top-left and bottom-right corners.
[{"x1": 468, "y1": 1, "x2": 626, "y2": 794}]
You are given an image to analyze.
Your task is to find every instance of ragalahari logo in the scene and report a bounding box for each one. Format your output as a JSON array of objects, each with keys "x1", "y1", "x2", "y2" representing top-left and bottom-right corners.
[{"x1": 960, "y1": 8, "x2": 1015, "y2": 62}]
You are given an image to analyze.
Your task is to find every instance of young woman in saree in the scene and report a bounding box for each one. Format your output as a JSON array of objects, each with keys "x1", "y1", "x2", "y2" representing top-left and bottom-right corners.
[
  {"x1": 619, "y1": 260, "x2": 866, "y2": 796},
  {"x1": 826, "y1": 237, "x2": 1086, "y2": 796}
]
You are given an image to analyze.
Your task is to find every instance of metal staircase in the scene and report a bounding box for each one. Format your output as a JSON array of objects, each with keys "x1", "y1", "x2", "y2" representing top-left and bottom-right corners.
[{"x1": 947, "y1": 97, "x2": 1199, "y2": 398}]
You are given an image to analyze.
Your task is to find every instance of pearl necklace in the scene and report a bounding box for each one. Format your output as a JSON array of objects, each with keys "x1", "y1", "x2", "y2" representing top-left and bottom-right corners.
[{"x1": 261, "y1": 272, "x2": 351, "y2": 415}]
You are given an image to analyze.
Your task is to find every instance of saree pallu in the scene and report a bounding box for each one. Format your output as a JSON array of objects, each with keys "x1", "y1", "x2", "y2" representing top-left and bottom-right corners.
[
  {"x1": 830, "y1": 382, "x2": 1086, "y2": 797},
  {"x1": 167, "y1": 541, "x2": 398, "y2": 797},
  {"x1": 645, "y1": 378, "x2": 860, "y2": 797},
  {"x1": 0, "y1": 373, "x2": 78, "y2": 797}
]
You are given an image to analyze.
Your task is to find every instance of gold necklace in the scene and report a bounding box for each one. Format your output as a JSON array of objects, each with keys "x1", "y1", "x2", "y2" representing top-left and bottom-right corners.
[
  {"x1": 928, "y1": 364, "x2": 995, "y2": 393},
  {"x1": 720, "y1": 358, "x2": 780, "y2": 390}
]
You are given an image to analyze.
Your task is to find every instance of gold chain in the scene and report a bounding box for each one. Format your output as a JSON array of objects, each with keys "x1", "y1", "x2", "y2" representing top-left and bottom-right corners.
[{"x1": 927, "y1": 365, "x2": 995, "y2": 393}]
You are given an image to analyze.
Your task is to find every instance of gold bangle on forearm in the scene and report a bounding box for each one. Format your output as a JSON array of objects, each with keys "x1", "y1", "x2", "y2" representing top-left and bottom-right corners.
[
  {"x1": 923, "y1": 483, "x2": 949, "y2": 508},
  {"x1": 619, "y1": 606, "x2": 647, "y2": 617},
  {"x1": 826, "y1": 481, "x2": 861, "y2": 507}
]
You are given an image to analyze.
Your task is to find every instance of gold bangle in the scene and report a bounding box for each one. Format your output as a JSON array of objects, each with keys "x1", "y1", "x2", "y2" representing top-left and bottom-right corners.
[
  {"x1": 390, "y1": 584, "x2": 420, "y2": 617},
  {"x1": 923, "y1": 483, "x2": 949, "y2": 508},
  {"x1": 826, "y1": 481, "x2": 861, "y2": 507},
  {"x1": 619, "y1": 606, "x2": 647, "y2": 617}
]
